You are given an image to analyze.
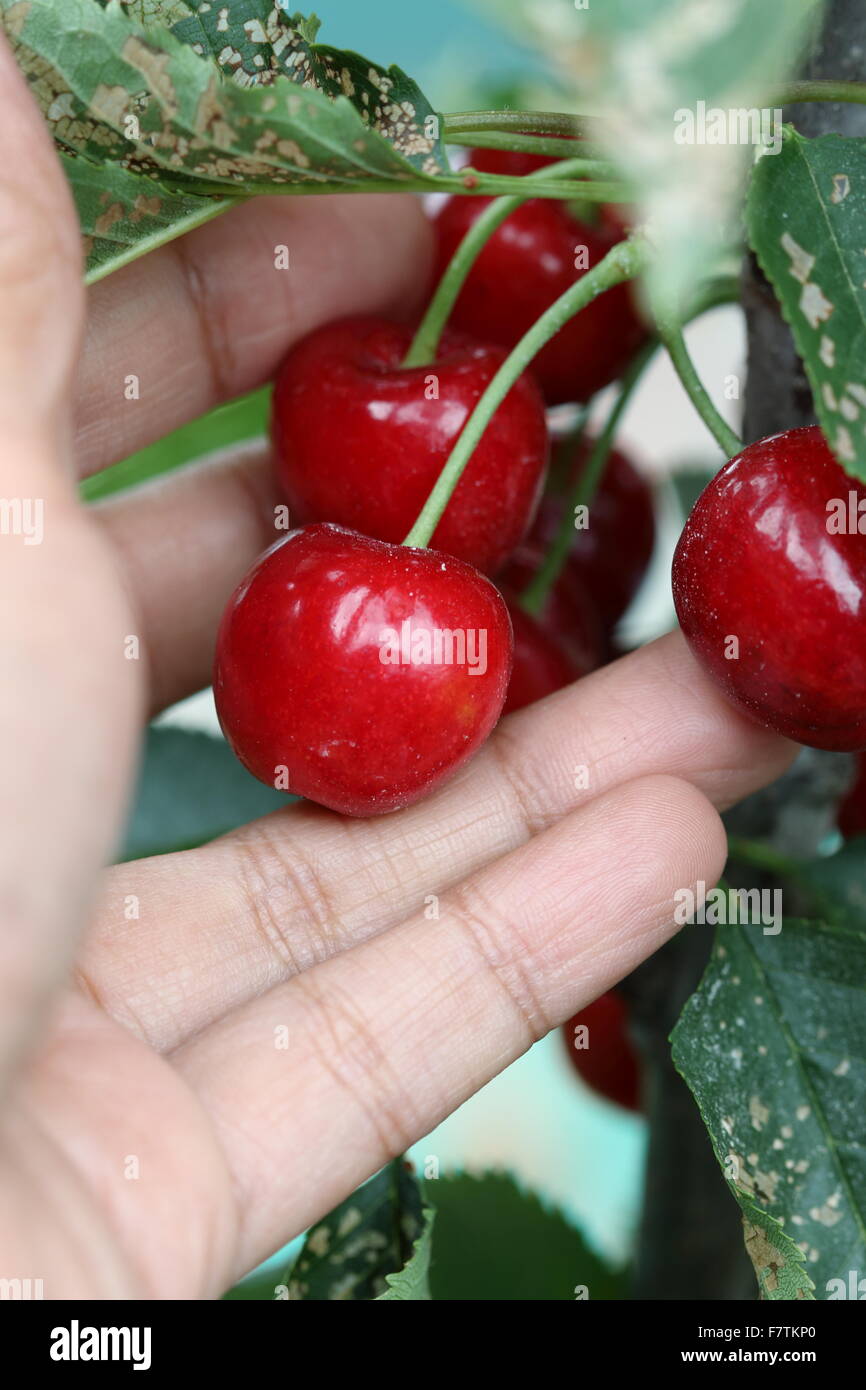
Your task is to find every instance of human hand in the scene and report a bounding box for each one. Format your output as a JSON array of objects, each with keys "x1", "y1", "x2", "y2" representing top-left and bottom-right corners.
[{"x1": 0, "y1": 40, "x2": 794, "y2": 1298}]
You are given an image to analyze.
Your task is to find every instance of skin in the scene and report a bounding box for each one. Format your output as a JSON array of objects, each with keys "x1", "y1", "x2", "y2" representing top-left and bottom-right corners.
[{"x1": 0, "y1": 37, "x2": 795, "y2": 1298}]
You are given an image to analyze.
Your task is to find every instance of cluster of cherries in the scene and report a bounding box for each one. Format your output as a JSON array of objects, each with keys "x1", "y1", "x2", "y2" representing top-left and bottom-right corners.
[
  {"x1": 214, "y1": 144, "x2": 651, "y2": 818},
  {"x1": 213, "y1": 143, "x2": 866, "y2": 1114}
]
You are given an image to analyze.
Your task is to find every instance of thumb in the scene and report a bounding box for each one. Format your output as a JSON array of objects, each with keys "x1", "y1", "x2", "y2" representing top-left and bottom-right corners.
[{"x1": 0, "y1": 32, "x2": 141, "y2": 1085}]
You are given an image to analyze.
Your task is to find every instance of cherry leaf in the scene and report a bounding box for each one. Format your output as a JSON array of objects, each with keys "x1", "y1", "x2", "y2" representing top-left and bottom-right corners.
[
  {"x1": 282, "y1": 1160, "x2": 433, "y2": 1301},
  {"x1": 747, "y1": 129, "x2": 866, "y2": 480},
  {"x1": 672, "y1": 916, "x2": 866, "y2": 1299}
]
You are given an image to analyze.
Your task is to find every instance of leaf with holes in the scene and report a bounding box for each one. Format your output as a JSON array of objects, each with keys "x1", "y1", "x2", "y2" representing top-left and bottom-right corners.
[
  {"x1": 2, "y1": 0, "x2": 448, "y2": 188},
  {"x1": 100, "y1": 0, "x2": 449, "y2": 174},
  {"x1": 747, "y1": 129, "x2": 866, "y2": 479},
  {"x1": 740, "y1": 1194, "x2": 815, "y2": 1300},
  {"x1": 60, "y1": 150, "x2": 229, "y2": 282},
  {"x1": 284, "y1": 1160, "x2": 433, "y2": 1300},
  {"x1": 672, "y1": 916, "x2": 866, "y2": 1299}
]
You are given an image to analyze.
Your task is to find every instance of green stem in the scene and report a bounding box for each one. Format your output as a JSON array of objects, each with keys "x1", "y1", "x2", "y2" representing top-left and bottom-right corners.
[
  {"x1": 725, "y1": 836, "x2": 801, "y2": 880},
  {"x1": 444, "y1": 109, "x2": 603, "y2": 138},
  {"x1": 402, "y1": 156, "x2": 601, "y2": 369},
  {"x1": 657, "y1": 318, "x2": 741, "y2": 459},
  {"x1": 520, "y1": 273, "x2": 740, "y2": 612},
  {"x1": 458, "y1": 172, "x2": 630, "y2": 201},
  {"x1": 769, "y1": 78, "x2": 866, "y2": 106},
  {"x1": 445, "y1": 130, "x2": 609, "y2": 162},
  {"x1": 402, "y1": 237, "x2": 649, "y2": 550},
  {"x1": 520, "y1": 343, "x2": 656, "y2": 617},
  {"x1": 168, "y1": 171, "x2": 629, "y2": 202}
]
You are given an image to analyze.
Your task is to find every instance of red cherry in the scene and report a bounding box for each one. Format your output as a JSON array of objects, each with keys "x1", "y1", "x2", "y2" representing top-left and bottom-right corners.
[
  {"x1": 270, "y1": 316, "x2": 548, "y2": 576},
  {"x1": 501, "y1": 602, "x2": 584, "y2": 714},
  {"x1": 469, "y1": 145, "x2": 556, "y2": 177},
  {"x1": 497, "y1": 547, "x2": 606, "y2": 673},
  {"x1": 529, "y1": 442, "x2": 655, "y2": 632},
  {"x1": 563, "y1": 991, "x2": 641, "y2": 1112},
  {"x1": 432, "y1": 188, "x2": 646, "y2": 406},
  {"x1": 673, "y1": 425, "x2": 866, "y2": 751},
  {"x1": 838, "y1": 753, "x2": 866, "y2": 837},
  {"x1": 214, "y1": 524, "x2": 513, "y2": 816}
]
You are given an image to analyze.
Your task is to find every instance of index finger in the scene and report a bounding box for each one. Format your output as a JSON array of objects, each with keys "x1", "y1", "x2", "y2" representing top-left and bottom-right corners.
[{"x1": 75, "y1": 192, "x2": 433, "y2": 476}]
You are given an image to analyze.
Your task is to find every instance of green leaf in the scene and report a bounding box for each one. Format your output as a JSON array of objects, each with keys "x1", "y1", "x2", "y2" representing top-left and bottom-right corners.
[
  {"x1": 747, "y1": 129, "x2": 866, "y2": 479},
  {"x1": 3, "y1": 0, "x2": 447, "y2": 187},
  {"x1": 428, "y1": 1171, "x2": 627, "y2": 1300},
  {"x1": 82, "y1": 387, "x2": 269, "y2": 501},
  {"x1": 791, "y1": 840, "x2": 866, "y2": 929},
  {"x1": 112, "y1": 1, "x2": 195, "y2": 24},
  {"x1": 285, "y1": 1160, "x2": 432, "y2": 1301},
  {"x1": 740, "y1": 1195, "x2": 815, "y2": 1301},
  {"x1": 120, "y1": 725, "x2": 287, "y2": 861},
  {"x1": 167, "y1": 0, "x2": 447, "y2": 176},
  {"x1": 2, "y1": 0, "x2": 449, "y2": 277},
  {"x1": 59, "y1": 149, "x2": 229, "y2": 283},
  {"x1": 545, "y1": 0, "x2": 821, "y2": 312},
  {"x1": 673, "y1": 918, "x2": 866, "y2": 1299}
]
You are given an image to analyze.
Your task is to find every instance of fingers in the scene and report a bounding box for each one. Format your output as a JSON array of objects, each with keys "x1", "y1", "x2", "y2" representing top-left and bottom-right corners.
[
  {"x1": 93, "y1": 441, "x2": 278, "y2": 714},
  {"x1": 75, "y1": 193, "x2": 433, "y2": 476},
  {"x1": 79, "y1": 632, "x2": 794, "y2": 1053},
  {"x1": 0, "y1": 37, "x2": 142, "y2": 1082},
  {"x1": 173, "y1": 775, "x2": 726, "y2": 1275}
]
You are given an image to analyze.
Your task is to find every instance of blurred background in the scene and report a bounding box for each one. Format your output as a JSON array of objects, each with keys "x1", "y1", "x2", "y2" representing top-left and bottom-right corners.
[{"x1": 92, "y1": 0, "x2": 744, "y2": 1293}]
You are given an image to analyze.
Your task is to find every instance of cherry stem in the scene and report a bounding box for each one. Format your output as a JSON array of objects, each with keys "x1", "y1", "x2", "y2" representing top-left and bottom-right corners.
[
  {"x1": 444, "y1": 110, "x2": 604, "y2": 138},
  {"x1": 445, "y1": 130, "x2": 609, "y2": 162},
  {"x1": 402, "y1": 236, "x2": 650, "y2": 551},
  {"x1": 402, "y1": 156, "x2": 602, "y2": 370},
  {"x1": 769, "y1": 78, "x2": 866, "y2": 105},
  {"x1": 657, "y1": 314, "x2": 742, "y2": 459},
  {"x1": 519, "y1": 344, "x2": 656, "y2": 618},
  {"x1": 725, "y1": 835, "x2": 800, "y2": 880},
  {"x1": 519, "y1": 273, "x2": 739, "y2": 613}
]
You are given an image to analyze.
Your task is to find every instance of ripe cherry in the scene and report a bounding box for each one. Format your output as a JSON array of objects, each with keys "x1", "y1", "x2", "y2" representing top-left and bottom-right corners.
[
  {"x1": 497, "y1": 547, "x2": 606, "y2": 674},
  {"x1": 563, "y1": 991, "x2": 641, "y2": 1112},
  {"x1": 673, "y1": 425, "x2": 866, "y2": 751},
  {"x1": 838, "y1": 754, "x2": 866, "y2": 838},
  {"x1": 214, "y1": 524, "x2": 513, "y2": 817},
  {"x1": 270, "y1": 316, "x2": 548, "y2": 576},
  {"x1": 528, "y1": 441, "x2": 656, "y2": 632},
  {"x1": 501, "y1": 602, "x2": 585, "y2": 714},
  {"x1": 432, "y1": 164, "x2": 646, "y2": 406}
]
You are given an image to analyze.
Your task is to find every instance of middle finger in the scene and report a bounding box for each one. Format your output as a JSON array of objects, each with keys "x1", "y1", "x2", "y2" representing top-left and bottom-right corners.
[{"x1": 78, "y1": 633, "x2": 794, "y2": 1051}]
